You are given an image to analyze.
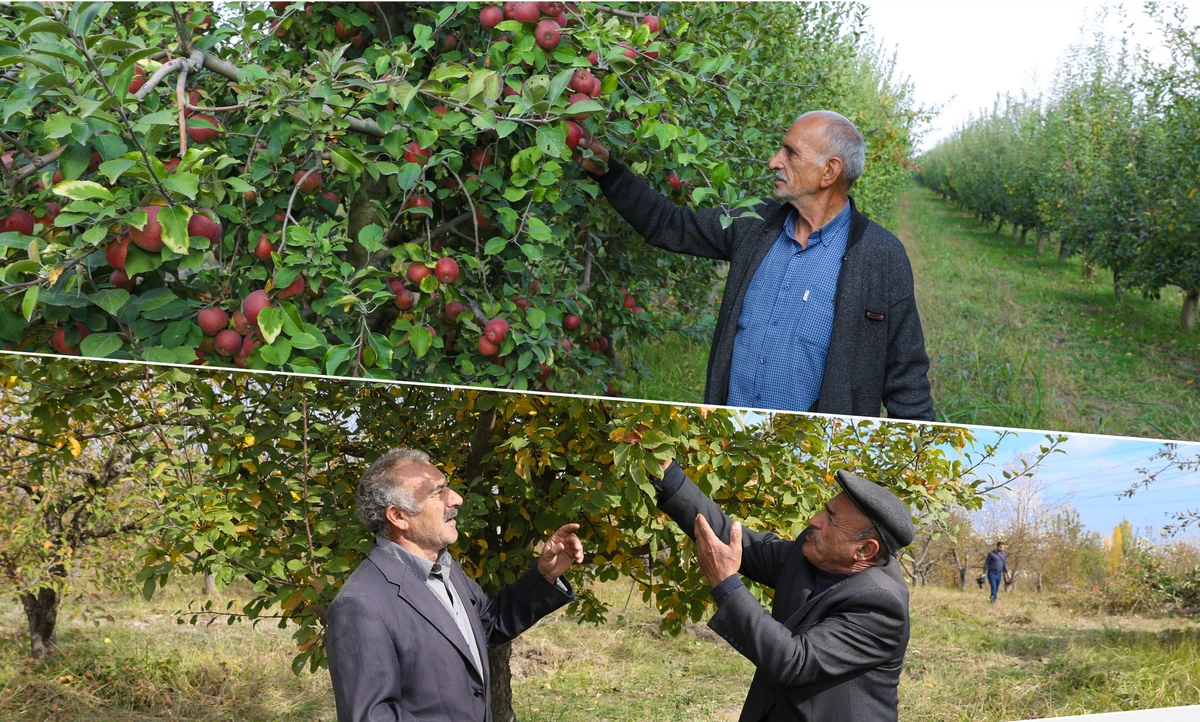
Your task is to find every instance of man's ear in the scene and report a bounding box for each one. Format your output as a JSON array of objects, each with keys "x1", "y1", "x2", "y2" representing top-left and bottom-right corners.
[
  {"x1": 385, "y1": 505, "x2": 409, "y2": 532},
  {"x1": 854, "y1": 537, "x2": 880, "y2": 562},
  {"x1": 821, "y1": 156, "x2": 844, "y2": 189}
]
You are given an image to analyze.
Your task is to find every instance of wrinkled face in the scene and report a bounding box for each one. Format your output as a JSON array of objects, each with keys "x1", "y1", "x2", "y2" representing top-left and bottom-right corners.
[
  {"x1": 801, "y1": 492, "x2": 875, "y2": 573},
  {"x1": 391, "y1": 461, "x2": 463, "y2": 556},
  {"x1": 767, "y1": 117, "x2": 831, "y2": 204}
]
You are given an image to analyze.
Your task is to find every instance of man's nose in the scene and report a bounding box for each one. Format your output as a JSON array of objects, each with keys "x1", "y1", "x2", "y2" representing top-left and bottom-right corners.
[{"x1": 449, "y1": 488, "x2": 464, "y2": 507}]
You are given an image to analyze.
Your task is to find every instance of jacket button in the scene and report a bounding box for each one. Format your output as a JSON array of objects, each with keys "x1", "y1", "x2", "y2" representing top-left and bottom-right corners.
[{"x1": 474, "y1": 689, "x2": 483, "y2": 697}]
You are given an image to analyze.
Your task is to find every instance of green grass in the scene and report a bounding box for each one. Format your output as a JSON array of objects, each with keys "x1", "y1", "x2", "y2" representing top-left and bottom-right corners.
[
  {"x1": 623, "y1": 185, "x2": 1200, "y2": 439},
  {"x1": 5, "y1": 581, "x2": 1200, "y2": 721},
  {"x1": 898, "y1": 185, "x2": 1200, "y2": 439}
]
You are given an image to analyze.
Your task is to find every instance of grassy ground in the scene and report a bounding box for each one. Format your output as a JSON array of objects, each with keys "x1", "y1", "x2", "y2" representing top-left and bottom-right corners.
[
  {"x1": 623, "y1": 186, "x2": 1200, "y2": 440},
  {"x1": 4, "y1": 580, "x2": 1200, "y2": 721}
]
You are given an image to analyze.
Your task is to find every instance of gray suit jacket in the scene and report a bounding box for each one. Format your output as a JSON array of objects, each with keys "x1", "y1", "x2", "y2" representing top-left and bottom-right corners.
[
  {"x1": 658, "y1": 463, "x2": 910, "y2": 722},
  {"x1": 325, "y1": 543, "x2": 574, "y2": 722},
  {"x1": 596, "y1": 159, "x2": 934, "y2": 420}
]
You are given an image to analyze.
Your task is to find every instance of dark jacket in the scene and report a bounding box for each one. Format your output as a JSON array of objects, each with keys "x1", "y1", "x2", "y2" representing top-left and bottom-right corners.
[
  {"x1": 658, "y1": 462, "x2": 910, "y2": 722},
  {"x1": 325, "y1": 542, "x2": 573, "y2": 722},
  {"x1": 596, "y1": 159, "x2": 934, "y2": 420}
]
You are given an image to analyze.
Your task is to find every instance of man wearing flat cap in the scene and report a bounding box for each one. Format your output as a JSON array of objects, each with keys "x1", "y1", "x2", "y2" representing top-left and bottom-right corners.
[{"x1": 652, "y1": 458, "x2": 914, "y2": 722}]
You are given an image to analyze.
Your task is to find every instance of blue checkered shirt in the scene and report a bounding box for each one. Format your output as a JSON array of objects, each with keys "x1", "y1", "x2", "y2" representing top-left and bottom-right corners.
[{"x1": 727, "y1": 201, "x2": 851, "y2": 410}]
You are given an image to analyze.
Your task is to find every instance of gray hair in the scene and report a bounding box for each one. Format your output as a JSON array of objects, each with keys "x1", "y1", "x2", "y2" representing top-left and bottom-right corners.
[
  {"x1": 356, "y1": 448, "x2": 430, "y2": 535},
  {"x1": 853, "y1": 520, "x2": 889, "y2": 565},
  {"x1": 795, "y1": 110, "x2": 866, "y2": 188}
]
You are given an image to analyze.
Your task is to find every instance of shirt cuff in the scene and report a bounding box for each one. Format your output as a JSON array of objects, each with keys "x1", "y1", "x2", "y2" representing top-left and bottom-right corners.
[
  {"x1": 710, "y1": 574, "x2": 743, "y2": 607},
  {"x1": 655, "y1": 460, "x2": 687, "y2": 502}
]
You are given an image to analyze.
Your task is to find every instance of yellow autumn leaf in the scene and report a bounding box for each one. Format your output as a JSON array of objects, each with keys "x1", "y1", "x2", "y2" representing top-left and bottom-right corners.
[
  {"x1": 66, "y1": 436, "x2": 82, "y2": 457},
  {"x1": 244, "y1": 435, "x2": 255, "y2": 447}
]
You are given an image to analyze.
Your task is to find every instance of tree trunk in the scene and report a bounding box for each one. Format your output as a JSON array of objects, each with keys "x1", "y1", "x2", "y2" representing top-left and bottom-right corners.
[
  {"x1": 1036, "y1": 228, "x2": 1046, "y2": 256},
  {"x1": 1020, "y1": 227, "x2": 1028, "y2": 244},
  {"x1": 203, "y1": 573, "x2": 217, "y2": 595},
  {"x1": 488, "y1": 640, "x2": 516, "y2": 722},
  {"x1": 1082, "y1": 261, "x2": 1095, "y2": 280},
  {"x1": 995, "y1": 219, "x2": 1004, "y2": 234},
  {"x1": 1010, "y1": 223, "x2": 1018, "y2": 238},
  {"x1": 1183, "y1": 290, "x2": 1199, "y2": 330},
  {"x1": 959, "y1": 566, "x2": 969, "y2": 591},
  {"x1": 1058, "y1": 238, "x2": 1070, "y2": 263},
  {"x1": 20, "y1": 587, "x2": 59, "y2": 660},
  {"x1": 1036, "y1": 571, "x2": 1044, "y2": 593}
]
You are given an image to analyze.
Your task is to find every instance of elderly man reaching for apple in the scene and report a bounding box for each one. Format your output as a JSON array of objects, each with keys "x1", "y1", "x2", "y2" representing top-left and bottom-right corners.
[{"x1": 573, "y1": 113, "x2": 934, "y2": 420}]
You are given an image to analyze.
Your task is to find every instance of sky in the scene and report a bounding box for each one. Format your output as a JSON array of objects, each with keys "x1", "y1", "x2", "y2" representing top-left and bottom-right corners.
[
  {"x1": 860, "y1": 0, "x2": 1197, "y2": 153},
  {"x1": 960, "y1": 428, "x2": 1200, "y2": 539}
]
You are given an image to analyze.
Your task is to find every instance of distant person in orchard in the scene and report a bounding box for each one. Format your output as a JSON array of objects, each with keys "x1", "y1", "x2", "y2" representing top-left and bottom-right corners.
[
  {"x1": 984, "y1": 540, "x2": 1011, "y2": 603},
  {"x1": 574, "y1": 112, "x2": 934, "y2": 419},
  {"x1": 325, "y1": 448, "x2": 583, "y2": 722},
  {"x1": 648, "y1": 456, "x2": 915, "y2": 721}
]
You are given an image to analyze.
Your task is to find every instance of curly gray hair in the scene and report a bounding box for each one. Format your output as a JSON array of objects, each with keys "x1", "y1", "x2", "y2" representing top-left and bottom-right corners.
[
  {"x1": 795, "y1": 110, "x2": 866, "y2": 188},
  {"x1": 356, "y1": 448, "x2": 430, "y2": 536}
]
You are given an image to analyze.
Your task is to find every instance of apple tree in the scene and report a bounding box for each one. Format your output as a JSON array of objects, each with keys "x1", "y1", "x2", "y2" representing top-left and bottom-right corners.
[{"x1": 0, "y1": 1, "x2": 920, "y2": 394}]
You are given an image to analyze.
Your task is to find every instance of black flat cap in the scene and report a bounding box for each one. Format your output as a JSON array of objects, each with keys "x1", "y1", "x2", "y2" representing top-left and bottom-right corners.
[{"x1": 835, "y1": 470, "x2": 914, "y2": 556}]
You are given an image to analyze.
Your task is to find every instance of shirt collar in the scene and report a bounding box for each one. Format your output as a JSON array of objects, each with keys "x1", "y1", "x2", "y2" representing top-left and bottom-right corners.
[
  {"x1": 376, "y1": 535, "x2": 452, "y2": 579},
  {"x1": 783, "y1": 199, "x2": 851, "y2": 248}
]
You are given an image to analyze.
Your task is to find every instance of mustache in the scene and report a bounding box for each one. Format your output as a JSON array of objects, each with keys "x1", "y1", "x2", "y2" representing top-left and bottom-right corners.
[
  {"x1": 443, "y1": 507, "x2": 458, "y2": 522},
  {"x1": 775, "y1": 172, "x2": 788, "y2": 182}
]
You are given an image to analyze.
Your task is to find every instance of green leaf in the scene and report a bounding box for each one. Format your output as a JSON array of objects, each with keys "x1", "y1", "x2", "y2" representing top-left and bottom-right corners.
[
  {"x1": 53, "y1": 180, "x2": 113, "y2": 201},
  {"x1": 520, "y1": 243, "x2": 544, "y2": 261},
  {"x1": 133, "y1": 110, "x2": 178, "y2": 133},
  {"x1": 288, "y1": 332, "x2": 321, "y2": 350},
  {"x1": 122, "y1": 245, "x2": 163, "y2": 276},
  {"x1": 98, "y1": 159, "x2": 136, "y2": 184},
  {"x1": 503, "y1": 186, "x2": 528, "y2": 202},
  {"x1": 358, "y1": 224, "x2": 384, "y2": 253},
  {"x1": 525, "y1": 216, "x2": 553, "y2": 242},
  {"x1": 496, "y1": 120, "x2": 519, "y2": 139},
  {"x1": 224, "y1": 176, "x2": 254, "y2": 193},
  {"x1": 20, "y1": 17, "x2": 70, "y2": 39},
  {"x1": 21, "y1": 286, "x2": 38, "y2": 321},
  {"x1": 44, "y1": 113, "x2": 82, "y2": 140},
  {"x1": 256, "y1": 306, "x2": 284, "y2": 345},
  {"x1": 330, "y1": 147, "x2": 365, "y2": 175},
  {"x1": 430, "y1": 62, "x2": 469, "y2": 82},
  {"x1": 484, "y1": 237, "x2": 507, "y2": 255},
  {"x1": 80, "y1": 332, "x2": 123, "y2": 358},
  {"x1": 468, "y1": 69, "x2": 497, "y2": 100},
  {"x1": 526, "y1": 307, "x2": 545, "y2": 329},
  {"x1": 157, "y1": 206, "x2": 193, "y2": 254},
  {"x1": 409, "y1": 325, "x2": 433, "y2": 358},
  {"x1": 90, "y1": 289, "x2": 130, "y2": 316},
  {"x1": 163, "y1": 172, "x2": 200, "y2": 200},
  {"x1": 395, "y1": 163, "x2": 421, "y2": 191},
  {"x1": 536, "y1": 124, "x2": 566, "y2": 157},
  {"x1": 710, "y1": 162, "x2": 731, "y2": 188}
]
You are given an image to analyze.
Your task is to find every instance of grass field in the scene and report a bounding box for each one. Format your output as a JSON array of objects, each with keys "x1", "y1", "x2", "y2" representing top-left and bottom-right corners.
[
  {"x1": 4, "y1": 579, "x2": 1199, "y2": 721},
  {"x1": 625, "y1": 185, "x2": 1200, "y2": 441}
]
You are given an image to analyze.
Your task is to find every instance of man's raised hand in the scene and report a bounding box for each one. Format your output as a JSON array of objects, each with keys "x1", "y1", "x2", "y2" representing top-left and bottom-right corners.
[
  {"x1": 694, "y1": 514, "x2": 743, "y2": 588},
  {"x1": 537, "y1": 523, "x2": 585, "y2": 583}
]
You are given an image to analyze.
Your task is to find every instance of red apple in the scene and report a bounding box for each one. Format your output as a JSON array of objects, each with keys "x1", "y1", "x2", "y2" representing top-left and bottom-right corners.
[
  {"x1": 587, "y1": 51, "x2": 599, "y2": 66},
  {"x1": 565, "y1": 121, "x2": 583, "y2": 150},
  {"x1": 641, "y1": 15, "x2": 660, "y2": 34},
  {"x1": 350, "y1": 34, "x2": 365, "y2": 49},
  {"x1": 569, "y1": 68, "x2": 594, "y2": 93},
  {"x1": 564, "y1": 313, "x2": 580, "y2": 329},
  {"x1": 470, "y1": 148, "x2": 492, "y2": 171},
  {"x1": 231, "y1": 310, "x2": 251, "y2": 335},
  {"x1": 480, "y1": 5, "x2": 504, "y2": 27},
  {"x1": 403, "y1": 141, "x2": 432, "y2": 166},
  {"x1": 163, "y1": 157, "x2": 180, "y2": 174},
  {"x1": 105, "y1": 236, "x2": 131, "y2": 271},
  {"x1": 623, "y1": 294, "x2": 636, "y2": 309},
  {"x1": 32, "y1": 202, "x2": 61, "y2": 227},
  {"x1": 478, "y1": 336, "x2": 499, "y2": 355},
  {"x1": 254, "y1": 233, "x2": 274, "y2": 260},
  {"x1": 432, "y1": 105, "x2": 448, "y2": 117},
  {"x1": 187, "y1": 11, "x2": 213, "y2": 31},
  {"x1": 214, "y1": 329, "x2": 242, "y2": 357},
  {"x1": 294, "y1": 169, "x2": 323, "y2": 193},
  {"x1": 533, "y1": 19, "x2": 561, "y2": 49},
  {"x1": 484, "y1": 317, "x2": 510, "y2": 343},
  {"x1": 198, "y1": 306, "x2": 230, "y2": 336},
  {"x1": 405, "y1": 195, "x2": 433, "y2": 211},
  {"x1": 442, "y1": 33, "x2": 457, "y2": 50},
  {"x1": 668, "y1": 174, "x2": 682, "y2": 193},
  {"x1": 504, "y1": 2, "x2": 540, "y2": 22},
  {"x1": 109, "y1": 269, "x2": 135, "y2": 291},
  {"x1": 474, "y1": 208, "x2": 494, "y2": 230},
  {"x1": 276, "y1": 275, "x2": 304, "y2": 299},
  {"x1": 588, "y1": 75, "x2": 602, "y2": 97},
  {"x1": 434, "y1": 257, "x2": 459, "y2": 284},
  {"x1": 633, "y1": 306, "x2": 646, "y2": 314},
  {"x1": 335, "y1": 19, "x2": 355, "y2": 38},
  {"x1": 242, "y1": 332, "x2": 261, "y2": 357},
  {"x1": 129, "y1": 206, "x2": 164, "y2": 252},
  {"x1": 538, "y1": 1, "x2": 564, "y2": 14},
  {"x1": 51, "y1": 322, "x2": 89, "y2": 355},
  {"x1": 394, "y1": 288, "x2": 415, "y2": 310},
  {"x1": 242, "y1": 289, "x2": 272, "y2": 326},
  {"x1": 0, "y1": 208, "x2": 35, "y2": 236},
  {"x1": 186, "y1": 114, "x2": 221, "y2": 144},
  {"x1": 187, "y1": 209, "x2": 223, "y2": 245},
  {"x1": 444, "y1": 301, "x2": 467, "y2": 320},
  {"x1": 406, "y1": 262, "x2": 432, "y2": 285},
  {"x1": 128, "y1": 66, "x2": 146, "y2": 94}
]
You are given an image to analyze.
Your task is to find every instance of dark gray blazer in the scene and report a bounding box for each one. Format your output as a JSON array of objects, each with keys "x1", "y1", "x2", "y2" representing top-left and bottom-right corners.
[
  {"x1": 658, "y1": 464, "x2": 910, "y2": 722},
  {"x1": 596, "y1": 159, "x2": 934, "y2": 420},
  {"x1": 325, "y1": 543, "x2": 573, "y2": 722}
]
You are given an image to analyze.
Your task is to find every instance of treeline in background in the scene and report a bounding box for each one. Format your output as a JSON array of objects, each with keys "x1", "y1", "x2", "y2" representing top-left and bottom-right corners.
[{"x1": 917, "y1": 3, "x2": 1200, "y2": 328}]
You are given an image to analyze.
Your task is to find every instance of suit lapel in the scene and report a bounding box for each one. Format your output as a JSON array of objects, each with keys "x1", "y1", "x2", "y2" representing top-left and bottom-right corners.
[
  {"x1": 729, "y1": 203, "x2": 792, "y2": 321},
  {"x1": 368, "y1": 546, "x2": 483, "y2": 680},
  {"x1": 449, "y1": 559, "x2": 490, "y2": 680}
]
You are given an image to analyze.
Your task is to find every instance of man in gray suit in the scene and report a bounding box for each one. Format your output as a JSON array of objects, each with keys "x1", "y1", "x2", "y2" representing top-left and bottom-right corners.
[
  {"x1": 652, "y1": 458, "x2": 915, "y2": 722},
  {"x1": 575, "y1": 113, "x2": 934, "y2": 420},
  {"x1": 325, "y1": 448, "x2": 583, "y2": 722}
]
